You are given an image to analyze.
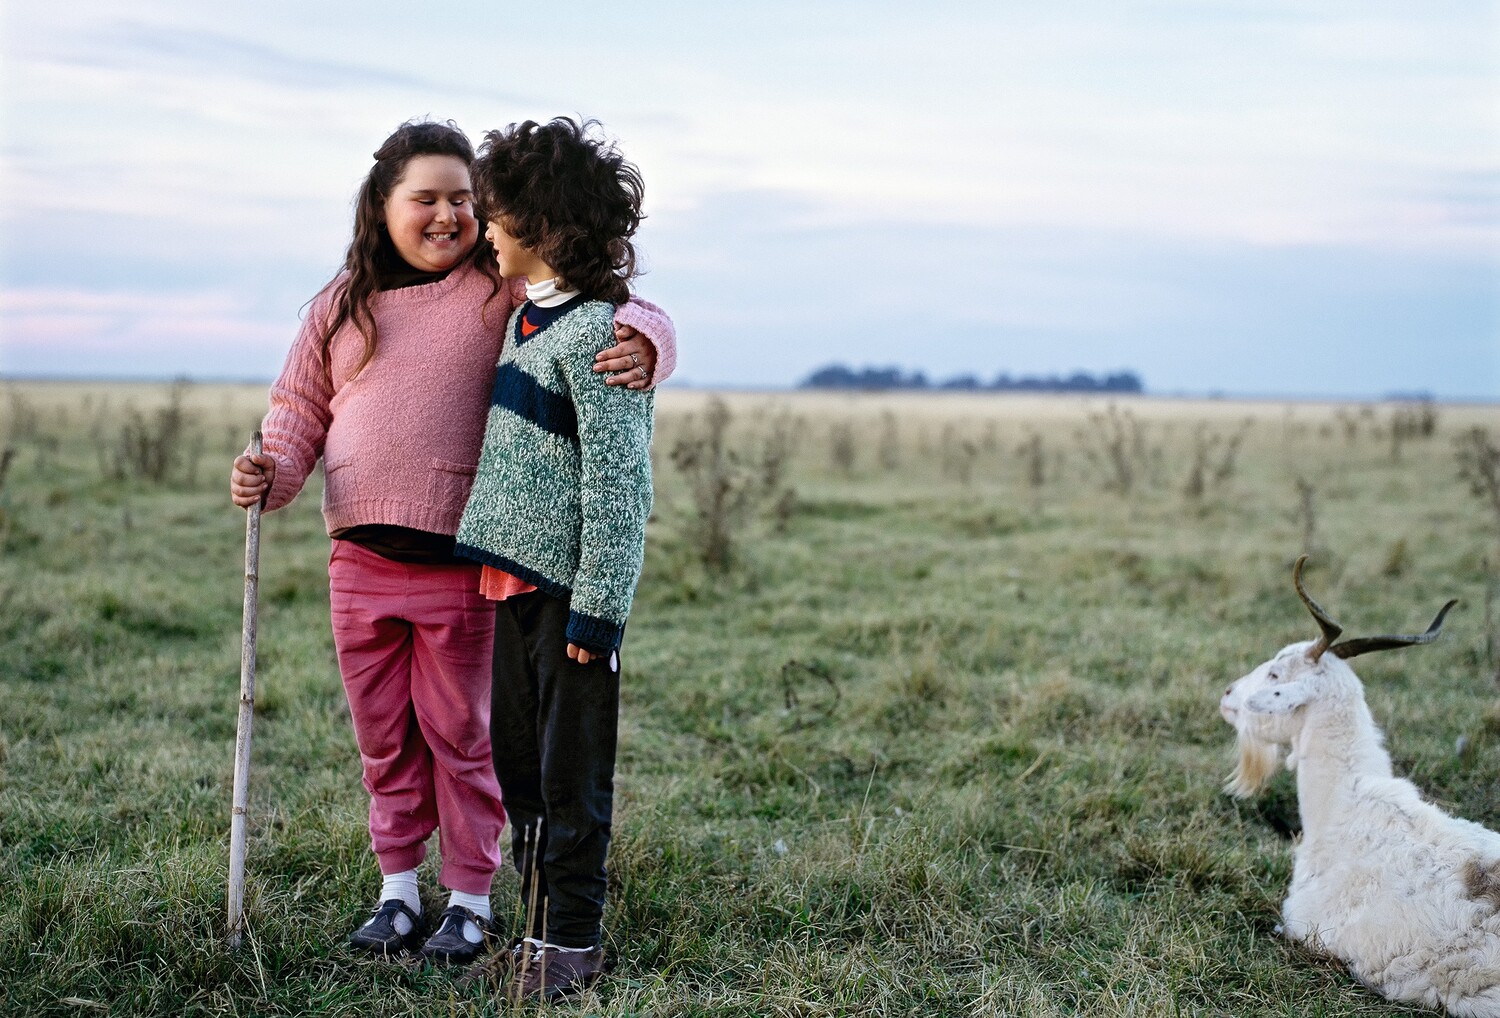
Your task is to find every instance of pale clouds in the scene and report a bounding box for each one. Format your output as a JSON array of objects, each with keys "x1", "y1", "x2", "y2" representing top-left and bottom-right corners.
[
  {"x1": 0, "y1": 290, "x2": 288, "y2": 376},
  {"x1": 2, "y1": 0, "x2": 1496, "y2": 395}
]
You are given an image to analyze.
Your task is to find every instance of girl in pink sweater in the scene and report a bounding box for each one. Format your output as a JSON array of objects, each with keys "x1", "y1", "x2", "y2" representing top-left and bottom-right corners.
[{"x1": 228, "y1": 120, "x2": 675, "y2": 966}]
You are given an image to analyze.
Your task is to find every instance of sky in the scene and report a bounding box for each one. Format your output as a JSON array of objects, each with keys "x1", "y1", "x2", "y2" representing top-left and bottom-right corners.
[{"x1": 2, "y1": 1, "x2": 1498, "y2": 399}]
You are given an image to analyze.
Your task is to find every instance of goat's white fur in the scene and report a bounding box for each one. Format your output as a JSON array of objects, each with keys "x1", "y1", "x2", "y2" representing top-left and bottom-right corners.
[{"x1": 1222, "y1": 638, "x2": 1500, "y2": 1017}]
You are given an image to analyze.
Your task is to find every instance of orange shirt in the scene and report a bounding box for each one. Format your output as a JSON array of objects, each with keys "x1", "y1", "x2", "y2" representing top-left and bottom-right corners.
[{"x1": 479, "y1": 565, "x2": 537, "y2": 601}]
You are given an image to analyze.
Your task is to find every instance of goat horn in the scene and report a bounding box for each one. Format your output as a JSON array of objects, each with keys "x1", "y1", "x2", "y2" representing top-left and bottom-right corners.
[
  {"x1": 1293, "y1": 555, "x2": 1343, "y2": 661},
  {"x1": 1330, "y1": 599, "x2": 1459, "y2": 659}
]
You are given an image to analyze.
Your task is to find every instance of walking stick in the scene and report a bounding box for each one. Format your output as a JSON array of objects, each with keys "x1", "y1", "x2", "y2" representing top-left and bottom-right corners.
[{"x1": 227, "y1": 431, "x2": 264, "y2": 948}]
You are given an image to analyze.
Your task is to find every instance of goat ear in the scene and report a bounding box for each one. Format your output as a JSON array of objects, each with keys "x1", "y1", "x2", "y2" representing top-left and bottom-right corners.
[{"x1": 1245, "y1": 680, "x2": 1313, "y2": 715}]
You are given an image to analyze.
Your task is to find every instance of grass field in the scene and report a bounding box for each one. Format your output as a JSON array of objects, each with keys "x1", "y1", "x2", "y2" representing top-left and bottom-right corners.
[{"x1": 2, "y1": 380, "x2": 1498, "y2": 1017}]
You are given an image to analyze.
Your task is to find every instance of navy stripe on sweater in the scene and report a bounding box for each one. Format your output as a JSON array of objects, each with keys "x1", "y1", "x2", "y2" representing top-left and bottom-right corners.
[{"x1": 488, "y1": 362, "x2": 578, "y2": 441}]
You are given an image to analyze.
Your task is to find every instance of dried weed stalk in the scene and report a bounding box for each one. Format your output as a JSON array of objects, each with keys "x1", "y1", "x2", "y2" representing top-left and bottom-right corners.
[
  {"x1": 668, "y1": 397, "x2": 797, "y2": 572},
  {"x1": 1484, "y1": 561, "x2": 1498, "y2": 686},
  {"x1": 1018, "y1": 432, "x2": 1046, "y2": 489},
  {"x1": 1077, "y1": 404, "x2": 1148, "y2": 495},
  {"x1": 1456, "y1": 427, "x2": 1500, "y2": 542},
  {"x1": 1183, "y1": 419, "x2": 1253, "y2": 500},
  {"x1": 940, "y1": 424, "x2": 978, "y2": 485},
  {"x1": 107, "y1": 380, "x2": 195, "y2": 485},
  {"x1": 829, "y1": 421, "x2": 857, "y2": 475},
  {"x1": 877, "y1": 411, "x2": 901, "y2": 471},
  {"x1": 1294, "y1": 476, "x2": 1320, "y2": 558}
]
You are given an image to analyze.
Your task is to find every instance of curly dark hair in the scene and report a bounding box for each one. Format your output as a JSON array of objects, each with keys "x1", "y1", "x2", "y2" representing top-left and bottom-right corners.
[
  {"x1": 472, "y1": 117, "x2": 643, "y2": 304},
  {"x1": 318, "y1": 119, "x2": 500, "y2": 379}
]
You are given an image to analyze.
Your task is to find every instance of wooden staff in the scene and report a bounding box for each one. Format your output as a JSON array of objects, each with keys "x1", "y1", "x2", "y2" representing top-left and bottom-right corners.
[{"x1": 227, "y1": 431, "x2": 264, "y2": 948}]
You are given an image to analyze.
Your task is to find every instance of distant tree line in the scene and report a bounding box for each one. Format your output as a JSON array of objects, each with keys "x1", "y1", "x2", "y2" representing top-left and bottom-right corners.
[{"x1": 800, "y1": 364, "x2": 1144, "y2": 394}]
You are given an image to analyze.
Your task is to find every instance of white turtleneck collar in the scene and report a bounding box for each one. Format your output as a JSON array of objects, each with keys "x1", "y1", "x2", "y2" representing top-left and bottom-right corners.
[{"x1": 524, "y1": 277, "x2": 580, "y2": 308}]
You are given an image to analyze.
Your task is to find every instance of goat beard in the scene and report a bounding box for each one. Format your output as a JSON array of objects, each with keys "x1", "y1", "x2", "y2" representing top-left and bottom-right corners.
[{"x1": 1225, "y1": 730, "x2": 1284, "y2": 798}]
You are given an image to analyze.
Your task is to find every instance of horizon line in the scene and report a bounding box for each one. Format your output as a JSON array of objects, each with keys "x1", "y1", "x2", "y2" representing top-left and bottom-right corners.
[{"x1": 3, "y1": 374, "x2": 1495, "y2": 406}]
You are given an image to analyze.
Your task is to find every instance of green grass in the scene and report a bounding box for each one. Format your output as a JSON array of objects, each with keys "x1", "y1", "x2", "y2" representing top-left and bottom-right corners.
[{"x1": 2, "y1": 382, "x2": 1496, "y2": 1016}]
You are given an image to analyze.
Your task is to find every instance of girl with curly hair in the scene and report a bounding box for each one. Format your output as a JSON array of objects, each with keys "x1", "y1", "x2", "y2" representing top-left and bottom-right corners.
[{"x1": 454, "y1": 117, "x2": 654, "y2": 1000}]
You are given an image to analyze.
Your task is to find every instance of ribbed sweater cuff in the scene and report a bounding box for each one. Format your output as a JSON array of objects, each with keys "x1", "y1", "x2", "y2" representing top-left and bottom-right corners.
[
  {"x1": 565, "y1": 610, "x2": 624, "y2": 654},
  {"x1": 615, "y1": 297, "x2": 675, "y2": 388}
]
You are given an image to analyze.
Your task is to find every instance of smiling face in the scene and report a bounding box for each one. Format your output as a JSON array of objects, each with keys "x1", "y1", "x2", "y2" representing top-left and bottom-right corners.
[{"x1": 380, "y1": 154, "x2": 479, "y2": 273}]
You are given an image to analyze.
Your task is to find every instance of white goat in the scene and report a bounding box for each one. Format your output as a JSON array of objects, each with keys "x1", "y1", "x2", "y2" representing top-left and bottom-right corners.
[{"x1": 1219, "y1": 557, "x2": 1500, "y2": 1017}]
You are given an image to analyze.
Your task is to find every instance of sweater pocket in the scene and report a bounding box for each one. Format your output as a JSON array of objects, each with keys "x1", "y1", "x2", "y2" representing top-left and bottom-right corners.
[
  {"x1": 426, "y1": 458, "x2": 477, "y2": 514},
  {"x1": 324, "y1": 460, "x2": 359, "y2": 505}
]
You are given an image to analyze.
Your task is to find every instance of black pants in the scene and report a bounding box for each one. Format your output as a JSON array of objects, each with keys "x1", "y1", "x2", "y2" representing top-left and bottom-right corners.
[{"x1": 490, "y1": 591, "x2": 619, "y2": 948}]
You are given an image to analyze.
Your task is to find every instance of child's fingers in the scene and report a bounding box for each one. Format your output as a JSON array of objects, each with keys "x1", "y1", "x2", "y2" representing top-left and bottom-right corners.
[
  {"x1": 593, "y1": 349, "x2": 638, "y2": 374},
  {"x1": 566, "y1": 643, "x2": 593, "y2": 664},
  {"x1": 596, "y1": 334, "x2": 653, "y2": 367},
  {"x1": 229, "y1": 454, "x2": 274, "y2": 508},
  {"x1": 233, "y1": 453, "x2": 274, "y2": 475},
  {"x1": 595, "y1": 333, "x2": 636, "y2": 364},
  {"x1": 229, "y1": 480, "x2": 262, "y2": 507},
  {"x1": 230, "y1": 466, "x2": 263, "y2": 490}
]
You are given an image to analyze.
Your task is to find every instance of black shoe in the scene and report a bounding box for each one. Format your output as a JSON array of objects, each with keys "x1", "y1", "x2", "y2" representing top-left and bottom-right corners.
[
  {"x1": 418, "y1": 905, "x2": 493, "y2": 966},
  {"x1": 348, "y1": 898, "x2": 424, "y2": 956}
]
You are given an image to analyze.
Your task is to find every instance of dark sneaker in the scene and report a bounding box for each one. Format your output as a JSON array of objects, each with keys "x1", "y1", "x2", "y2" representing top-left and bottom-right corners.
[
  {"x1": 417, "y1": 905, "x2": 494, "y2": 966},
  {"x1": 348, "y1": 898, "x2": 423, "y2": 956},
  {"x1": 512, "y1": 944, "x2": 605, "y2": 1002}
]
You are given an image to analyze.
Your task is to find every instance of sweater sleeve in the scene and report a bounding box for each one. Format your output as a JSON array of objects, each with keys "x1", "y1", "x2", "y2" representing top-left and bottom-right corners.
[
  {"x1": 557, "y1": 317, "x2": 655, "y2": 652},
  {"x1": 257, "y1": 293, "x2": 336, "y2": 512},
  {"x1": 614, "y1": 295, "x2": 677, "y2": 388}
]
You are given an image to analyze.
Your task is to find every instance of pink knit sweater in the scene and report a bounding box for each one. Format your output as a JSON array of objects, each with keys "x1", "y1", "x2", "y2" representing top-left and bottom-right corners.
[{"x1": 258, "y1": 264, "x2": 676, "y2": 535}]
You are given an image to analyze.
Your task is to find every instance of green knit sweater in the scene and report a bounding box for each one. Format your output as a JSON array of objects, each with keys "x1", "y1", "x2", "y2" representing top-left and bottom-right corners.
[{"x1": 455, "y1": 296, "x2": 654, "y2": 652}]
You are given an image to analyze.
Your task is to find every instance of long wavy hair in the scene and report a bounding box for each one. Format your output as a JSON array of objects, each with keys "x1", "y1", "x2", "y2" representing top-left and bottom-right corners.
[
  {"x1": 318, "y1": 120, "x2": 499, "y2": 380},
  {"x1": 471, "y1": 117, "x2": 643, "y2": 304}
]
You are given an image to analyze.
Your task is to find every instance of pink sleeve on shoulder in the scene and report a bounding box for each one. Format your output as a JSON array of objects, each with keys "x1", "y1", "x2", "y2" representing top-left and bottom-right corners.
[
  {"x1": 615, "y1": 296, "x2": 677, "y2": 388},
  {"x1": 258, "y1": 296, "x2": 336, "y2": 512}
]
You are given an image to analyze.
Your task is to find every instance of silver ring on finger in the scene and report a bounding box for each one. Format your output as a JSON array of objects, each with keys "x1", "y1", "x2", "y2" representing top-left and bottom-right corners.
[
  {"x1": 638, "y1": 365, "x2": 649, "y2": 380},
  {"x1": 629, "y1": 352, "x2": 642, "y2": 369}
]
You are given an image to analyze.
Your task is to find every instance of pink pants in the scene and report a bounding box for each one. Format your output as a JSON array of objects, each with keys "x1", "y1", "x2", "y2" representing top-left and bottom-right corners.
[{"x1": 328, "y1": 540, "x2": 504, "y2": 894}]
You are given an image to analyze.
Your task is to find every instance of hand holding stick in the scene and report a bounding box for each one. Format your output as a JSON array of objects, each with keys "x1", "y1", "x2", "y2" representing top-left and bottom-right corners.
[{"x1": 227, "y1": 431, "x2": 263, "y2": 948}]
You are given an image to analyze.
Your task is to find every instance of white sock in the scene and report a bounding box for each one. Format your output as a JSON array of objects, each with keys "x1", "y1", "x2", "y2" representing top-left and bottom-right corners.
[
  {"x1": 448, "y1": 889, "x2": 491, "y2": 944},
  {"x1": 370, "y1": 870, "x2": 420, "y2": 936}
]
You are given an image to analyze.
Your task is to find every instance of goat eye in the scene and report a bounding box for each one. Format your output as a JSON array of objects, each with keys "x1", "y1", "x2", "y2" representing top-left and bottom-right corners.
[{"x1": 1268, "y1": 671, "x2": 1279, "y2": 681}]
